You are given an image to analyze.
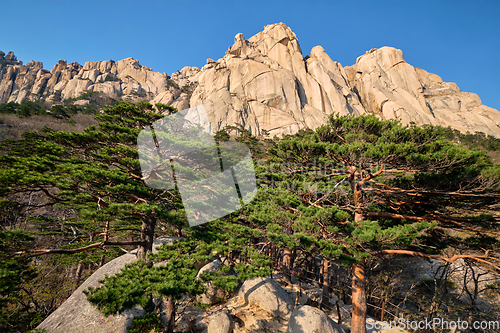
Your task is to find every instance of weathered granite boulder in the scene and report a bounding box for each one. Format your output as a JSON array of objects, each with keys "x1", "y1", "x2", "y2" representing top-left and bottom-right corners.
[
  {"x1": 287, "y1": 305, "x2": 345, "y2": 333},
  {"x1": 207, "y1": 311, "x2": 234, "y2": 333},
  {"x1": 36, "y1": 253, "x2": 140, "y2": 333},
  {"x1": 37, "y1": 237, "x2": 180, "y2": 333},
  {"x1": 237, "y1": 277, "x2": 295, "y2": 319},
  {"x1": 196, "y1": 259, "x2": 240, "y2": 305},
  {"x1": 197, "y1": 259, "x2": 226, "y2": 305}
]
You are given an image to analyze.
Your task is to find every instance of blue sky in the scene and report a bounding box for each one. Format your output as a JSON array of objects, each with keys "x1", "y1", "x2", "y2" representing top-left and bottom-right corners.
[{"x1": 2, "y1": 0, "x2": 499, "y2": 110}]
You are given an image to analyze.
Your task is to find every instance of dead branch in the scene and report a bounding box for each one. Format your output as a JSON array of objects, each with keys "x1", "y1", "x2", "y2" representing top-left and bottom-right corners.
[
  {"x1": 371, "y1": 249, "x2": 500, "y2": 273},
  {"x1": 12, "y1": 240, "x2": 145, "y2": 258},
  {"x1": 365, "y1": 211, "x2": 500, "y2": 236}
]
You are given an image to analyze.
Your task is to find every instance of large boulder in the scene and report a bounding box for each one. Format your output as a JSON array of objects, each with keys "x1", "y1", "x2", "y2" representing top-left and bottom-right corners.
[
  {"x1": 207, "y1": 311, "x2": 234, "y2": 333},
  {"x1": 237, "y1": 277, "x2": 294, "y2": 319},
  {"x1": 287, "y1": 305, "x2": 345, "y2": 333},
  {"x1": 196, "y1": 259, "x2": 226, "y2": 305},
  {"x1": 36, "y1": 253, "x2": 141, "y2": 333},
  {"x1": 37, "y1": 237, "x2": 180, "y2": 333}
]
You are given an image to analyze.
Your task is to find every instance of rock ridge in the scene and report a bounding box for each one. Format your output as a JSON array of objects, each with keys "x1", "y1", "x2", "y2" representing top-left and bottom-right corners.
[
  {"x1": 1, "y1": 22, "x2": 499, "y2": 137},
  {"x1": 0, "y1": 51, "x2": 199, "y2": 112}
]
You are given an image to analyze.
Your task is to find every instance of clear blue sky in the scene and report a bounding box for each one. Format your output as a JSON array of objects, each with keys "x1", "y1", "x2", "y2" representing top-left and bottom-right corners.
[{"x1": 2, "y1": 0, "x2": 499, "y2": 110}]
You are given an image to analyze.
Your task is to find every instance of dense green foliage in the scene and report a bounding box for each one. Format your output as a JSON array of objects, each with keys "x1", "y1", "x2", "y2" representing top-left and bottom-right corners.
[
  {"x1": 0, "y1": 99, "x2": 100, "y2": 119},
  {"x1": 246, "y1": 115, "x2": 499, "y2": 263},
  {"x1": 0, "y1": 230, "x2": 39, "y2": 331},
  {"x1": 84, "y1": 222, "x2": 271, "y2": 317},
  {"x1": 0, "y1": 101, "x2": 182, "y2": 330},
  {"x1": 0, "y1": 100, "x2": 498, "y2": 331}
]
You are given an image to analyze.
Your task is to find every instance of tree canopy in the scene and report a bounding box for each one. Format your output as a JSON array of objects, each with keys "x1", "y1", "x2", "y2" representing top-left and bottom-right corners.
[{"x1": 1, "y1": 102, "x2": 499, "y2": 332}]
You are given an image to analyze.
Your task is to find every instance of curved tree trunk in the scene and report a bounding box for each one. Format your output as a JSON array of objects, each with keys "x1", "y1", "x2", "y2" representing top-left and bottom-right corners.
[
  {"x1": 163, "y1": 296, "x2": 175, "y2": 333},
  {"x1": 137, "y1": 215, "x2": 156, "y2": 260},
  {"x1": 283, "y1": 247, "x2": 292, "y2": 283},
  {"x1": 320, "y1": 256, "x2": 330, "y2": 310},
  {"x1": 351, "y1": 260, "x2": 367, "y2": 333}
]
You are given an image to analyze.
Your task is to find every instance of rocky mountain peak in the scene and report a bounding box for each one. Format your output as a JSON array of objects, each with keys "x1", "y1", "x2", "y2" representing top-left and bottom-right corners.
[
  {"x1": 0, "y1": 23, "x2": 498, "y2": 137},
  {"x1": 0, "y1": 52, "x2": 197, "y2": 111},
  {"x1": 189, "y1": 23, "x2": 499, "y2": 137},
  {"x1": 345, "y1": 46, "x2": 500, "y2": 136},
  {"x1": 0, "y1": 50, "x2": 22, "y2": 66}
]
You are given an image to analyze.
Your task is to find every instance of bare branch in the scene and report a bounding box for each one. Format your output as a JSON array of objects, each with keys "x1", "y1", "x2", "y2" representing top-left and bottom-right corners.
[
  {"x1": 371, "y1": 249, "x2": 500, "y2": 273},
  {"x1": 12, "y1": 241, "x2": 145, "y2": 258}
]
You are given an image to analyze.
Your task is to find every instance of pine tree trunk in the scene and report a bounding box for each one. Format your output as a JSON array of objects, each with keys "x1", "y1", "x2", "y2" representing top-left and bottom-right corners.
[
  {"x1": 283, "y1": 247, "x2": 292, "y2": 283},
  {"x1": 137, "y1": 215, "x2": 156, "y2": 260},
  {"x1": 320, "y1": 256, "x2": 330, "y2": 310},
  {"x1": 348, "y1": 166, "x2": 364, "y2": 223},
  {"x1": 353, "y1": 184, "x2": 364, "y2": 223},
  {"x1": 164, "y1": 296, "x2": 175, "y2": 333},
  {"x1": 351, "y1": 260, "x2": 367, "y2": 333}
]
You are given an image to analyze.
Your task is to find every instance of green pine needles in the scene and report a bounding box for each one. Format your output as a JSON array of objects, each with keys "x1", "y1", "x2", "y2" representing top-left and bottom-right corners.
[{"x1": 1, "y1": 101, "x2": 499, "y2": 332}]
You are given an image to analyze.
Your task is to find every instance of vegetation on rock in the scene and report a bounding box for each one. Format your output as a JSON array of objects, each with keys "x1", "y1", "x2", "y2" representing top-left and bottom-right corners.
[{"x1": 0, "y1": 100, "x2": 499, "y2": 332}]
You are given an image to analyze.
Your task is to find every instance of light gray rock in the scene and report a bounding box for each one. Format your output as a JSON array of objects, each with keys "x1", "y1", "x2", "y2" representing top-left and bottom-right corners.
[
  {"x1": 237, "y1": 277, "x2": 294, "y2": 319},
  {"x1": 196, "y1": 259, "x2": 235, "y2": 305},
  {"x1": 37, "y1": 253, "x2": 141, "y2": 333},
  {"x1": 37, "y1": 236, "x2": 181, "y2": 333},
  {"x1": 198, "y1": 259, "x2": 223, "y2": 277},
  {"x1": 207, "y1": 311, "x2": 234, "y2": 333},
  {"x1": 152, "y1": 236, "x2": 182, "y2": 254},
  {"x1": 287, "y1": 305, "x2": 345, "y2": 333}
]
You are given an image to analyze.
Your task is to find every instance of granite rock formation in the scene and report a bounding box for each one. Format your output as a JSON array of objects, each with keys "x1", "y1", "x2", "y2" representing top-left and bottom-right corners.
[
  {"x1": 0, "y1": 52, "x2": 196, "y2": 112},
  {"x1": 1, "y1": 22, "x2": 499, "y2": 137},
  {"x1": 189, "y1": 23, "x2": 499, "y2": 137},
  {"x1": 345, "y1": 47, "x2": 500, "y2": 136}
]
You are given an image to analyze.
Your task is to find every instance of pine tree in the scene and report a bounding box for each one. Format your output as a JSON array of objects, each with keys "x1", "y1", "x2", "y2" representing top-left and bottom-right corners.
[
  {"x1": 245, "y1": 114, "x2": 500, "y2": 332},
  {"x1": 84, "y1": 220, "x2": 271, "y2": 333},
  {"x1": 0, "y1": 100, "x2": 272, "y2": 331},
  {"x1": 0, "y1": 101, "x2": 188, "y2": 330},
  {"x1": 0, "y1": 101, "x2": 183, "y2": 259}
]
